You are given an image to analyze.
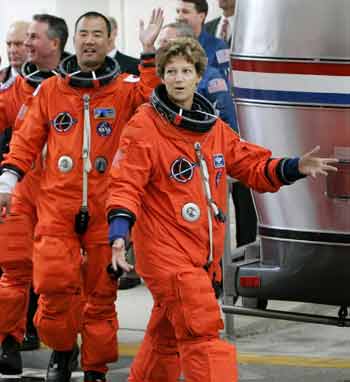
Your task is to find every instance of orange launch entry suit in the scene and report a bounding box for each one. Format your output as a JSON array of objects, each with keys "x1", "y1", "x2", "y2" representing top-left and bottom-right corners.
[
  {"x1": 2, "y1": 56, "x2": 159, "y2": 373},
  {"x1": 107, "y1": 102, "x2": 285, "y2": 382},
  {"x1": 0, "y1": 75, "x2": 42, "y2": 344}
]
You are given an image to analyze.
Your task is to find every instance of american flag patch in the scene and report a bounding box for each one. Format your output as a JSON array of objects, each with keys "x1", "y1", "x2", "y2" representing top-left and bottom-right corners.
[
  {"x1": 216, "y1": 48, "x2": 230, "y2": 64},
  {"x1": 208, "y1": 78, "x2": 228, "y2": 93}
]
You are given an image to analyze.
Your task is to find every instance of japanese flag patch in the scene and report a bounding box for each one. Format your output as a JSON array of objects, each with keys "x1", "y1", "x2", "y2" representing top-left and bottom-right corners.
[{"x1": 213, "y1": 154, "x2": 225, "y2": 168}]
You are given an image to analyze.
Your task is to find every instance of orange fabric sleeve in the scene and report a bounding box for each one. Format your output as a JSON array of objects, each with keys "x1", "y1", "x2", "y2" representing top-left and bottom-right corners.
[
  {"x1": 129, "y1": 56, "x2": 161, "y2": 110},
  {"x1": 2, "y1": 83, "x2": 49, "y2": 175},
  {"x1": 0, "y1": 87, "x2": 15, "y2": 133},
  {"x1": 224, "y1": 124, "x2": 284, "y2": 192},
  {"x1": 107, "y1": 108, "x2": 155, "y2": 218}
]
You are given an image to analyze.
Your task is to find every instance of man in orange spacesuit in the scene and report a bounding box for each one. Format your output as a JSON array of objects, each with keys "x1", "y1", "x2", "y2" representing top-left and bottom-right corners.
[
  {"x1": 0, "y1": 13, "x2": 69, "y2": 375},
  {"x1": 106, "y1": 37, "x2": 338, "y2": 382},
  {"x1": 0, "y1": 10, "x2": 163, "y2": 382}
]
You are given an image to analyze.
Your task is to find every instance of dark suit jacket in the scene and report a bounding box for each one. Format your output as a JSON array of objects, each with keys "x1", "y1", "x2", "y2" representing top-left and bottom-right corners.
[
  {"x1": 0, "y1": 66, "x2": 12, "y2": 84},
  {"x1": 114, "y1": 50, "x2": 140, "y2": 76},
  {"x1": 204, "y1": 17, "x2": 232, "y2": 47},
  {"x1": 205, "y1": 17, "x2": 221, "y2": 36}
]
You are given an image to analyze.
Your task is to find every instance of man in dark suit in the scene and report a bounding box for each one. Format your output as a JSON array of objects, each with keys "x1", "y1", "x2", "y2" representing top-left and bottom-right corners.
[
  {"x1": 205, "y1": 0, "x2": 236, "y2": 47},
  {"x1": 206, "y1": 0, "x2": 258, "y2": 247},
  {"x1": 108, "y1": 16, "x2": 140, "y2": 75},
  {"x1": 0, "y1": 21, "x2": 29, "y2": 86},
  {"x1": 175, "y1": 0, "x2": 231, "y2": 85}
]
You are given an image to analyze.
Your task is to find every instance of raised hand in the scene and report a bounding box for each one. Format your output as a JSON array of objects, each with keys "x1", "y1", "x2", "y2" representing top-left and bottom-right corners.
[
  {"x1": 139, "y1": 8, "x2": 164, "y2": 53},
  {"x1": 299, "y1": 146, "x2": 338, "y2": 178}
]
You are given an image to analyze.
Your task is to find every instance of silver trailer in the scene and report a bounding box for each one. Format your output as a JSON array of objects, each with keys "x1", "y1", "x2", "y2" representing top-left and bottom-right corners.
[{"x1": 223, "y1": 0, "x2": 350, "y2": 326}]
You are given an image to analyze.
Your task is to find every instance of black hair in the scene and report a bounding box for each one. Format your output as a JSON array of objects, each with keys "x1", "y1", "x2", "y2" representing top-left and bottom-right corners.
[
  {"x1": 75, "y1": 11, "x2": 111, "y2": 37},
  {"x1": 182, "y1": 0, "x2": 208, "y2": 16}
]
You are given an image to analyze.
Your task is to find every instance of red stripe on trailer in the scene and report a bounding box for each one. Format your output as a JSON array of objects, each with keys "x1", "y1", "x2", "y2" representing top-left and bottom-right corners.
[{"x1": 231, "y1": 59, "x2": 350, "y2": 76}]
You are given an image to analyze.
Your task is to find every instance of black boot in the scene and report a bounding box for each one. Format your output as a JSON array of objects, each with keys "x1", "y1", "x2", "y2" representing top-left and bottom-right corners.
[
  {"x1": 46, "y1": 344, "x2": 79, "y2": 382},
  {"x1": 84, "y1": 371, "x2": 106, "y2": 382},
  {"x1": 20, "y1": 332, "x2": 40, "y2": 351},
  {"x1": 21, "y1": 288, "x2": 40, "y2": 351},
  {"x1": 0, "y1": 335, "x2": 22, "y2": 375}
]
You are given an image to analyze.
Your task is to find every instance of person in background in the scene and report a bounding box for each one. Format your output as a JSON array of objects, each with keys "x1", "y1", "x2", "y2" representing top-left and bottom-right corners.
[
  {"x1": 108, "y1": 16, "x2": 140, "y2": 76},
  {"x1": 206, "y1": 0, "x2": 257, "y2": 248},
  {"x1": 205, "y1": 0, "x2": 236, "y2": 46},
  {"x1": 0, "y1": 10, "x2": 162, "y2": 382},
  {"x1": 0, "y1": 21, "x2": 29, "y2": 86},
  {"x1": 176, "y1": 0, "x2": 230, "y2": 81},
  {"x1": 158, "y1": 21, "x2": 237, "y2": 130},
  {"x1": 106, "y1": 36, "x2": 337, "y2": 382}
]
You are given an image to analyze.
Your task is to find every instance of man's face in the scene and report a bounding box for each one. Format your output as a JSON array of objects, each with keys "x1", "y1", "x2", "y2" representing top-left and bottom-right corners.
[
  {"x1": 218, "y1": 0, "x2": 235, "y2": 10},
  {"x1": 162, "y1": 55, "x2": 201, "y2": 110},
  {"x1": 74, "y1": 16, "x2": 110, "y2": 71},
  {"x1": 25, "y1": 21, "x2": 56, "y2": 67},
  {"x1": 157, "y1": 27, "x2": 178, "y2": 49},
  {"x1": 6, "y1": 26, "x2": 28, "y2": 70},
  {"x1": 176, "y1": 1, "x2": 205, "y2": 36}
]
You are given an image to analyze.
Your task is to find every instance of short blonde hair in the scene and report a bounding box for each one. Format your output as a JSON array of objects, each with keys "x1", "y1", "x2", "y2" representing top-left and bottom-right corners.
[{"x1": 156, "y1": 37, "x2": 207, "y2": 78}]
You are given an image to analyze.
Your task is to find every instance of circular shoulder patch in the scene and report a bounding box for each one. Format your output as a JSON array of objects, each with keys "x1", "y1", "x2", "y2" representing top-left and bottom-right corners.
[
  {"x1": 170, "y1": 157, "x2": 197, "y2": 183},
  {"x1": 52, "y1": 112, "x2": 77, "y2": 133}
]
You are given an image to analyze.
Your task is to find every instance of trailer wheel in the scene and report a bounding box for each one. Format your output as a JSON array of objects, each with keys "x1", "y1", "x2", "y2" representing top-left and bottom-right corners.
[{"x1": 242, "y1": 297, "x2": 268, "y2": 310}]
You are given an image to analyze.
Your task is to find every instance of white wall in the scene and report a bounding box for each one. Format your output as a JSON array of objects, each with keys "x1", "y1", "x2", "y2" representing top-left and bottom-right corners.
[{"x1": 0, "y1": 0, "x2": 221, "y2": 68}]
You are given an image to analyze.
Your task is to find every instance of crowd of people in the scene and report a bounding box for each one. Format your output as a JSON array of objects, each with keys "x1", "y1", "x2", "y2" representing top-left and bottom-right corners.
[{"x1": 0, "y1": 1, "x2": 338, "y2": 382}]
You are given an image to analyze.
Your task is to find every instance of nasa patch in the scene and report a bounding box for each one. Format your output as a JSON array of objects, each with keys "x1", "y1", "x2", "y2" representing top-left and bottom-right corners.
[
  {"x1": 213, "y1": 154, "x2": 225, "y2": 169},
  {"x1": 96, "y1": 121, "x2": 112, "y2": 137},
  {"x1": 51, "y1": 112, "x2": 77, "y2": 133}
]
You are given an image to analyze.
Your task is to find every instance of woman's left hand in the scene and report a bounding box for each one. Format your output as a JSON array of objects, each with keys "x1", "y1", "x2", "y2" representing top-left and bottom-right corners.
[{"x1": 299, "y1": 146, "x2": 339, "y2": 178}]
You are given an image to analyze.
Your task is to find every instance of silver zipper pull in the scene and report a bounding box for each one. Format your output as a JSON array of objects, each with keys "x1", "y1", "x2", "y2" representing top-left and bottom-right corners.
[
  {"x1": 82, "y1": 94, "x2": 91, "y2": 167},
  {"x1": 83, "y1": 94, "x2": 90, "y2": 110}
]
